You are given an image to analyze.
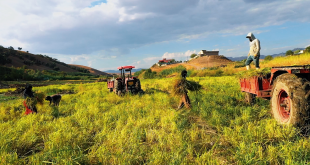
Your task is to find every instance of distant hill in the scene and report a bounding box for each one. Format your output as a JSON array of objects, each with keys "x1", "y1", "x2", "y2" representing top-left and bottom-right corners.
[
  {"x1": 227, "y1": 48, "x2": 305, "y2": 61},
  {"x1": 105, "y1": 68, "x2": 146, "y2": 74},
  {"x1": 151, "y1": 55, "x2": 232, "y2": 73},
  {"x1": 70, "y1": 64, "x2": 111, "y2": 76},
  {"x1": 187, "y1": 55, "x2": 232, "y2": 68},
  {"x1": 0, "y1": 46, "x2": 110, "y2": 76}
]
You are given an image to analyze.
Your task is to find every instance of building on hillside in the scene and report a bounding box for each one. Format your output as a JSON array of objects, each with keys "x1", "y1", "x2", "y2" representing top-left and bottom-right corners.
[
  {"x1": 156, "y1": 58, "x2": 172, "y2": 66},
  {"x1": 198, "y1": 50, "x2": 219, "y2": 57},
  {"x1": 159, "y1": 58, "x2": 172, "y2": 63}
]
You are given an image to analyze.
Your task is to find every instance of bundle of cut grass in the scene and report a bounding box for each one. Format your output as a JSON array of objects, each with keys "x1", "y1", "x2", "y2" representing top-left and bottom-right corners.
[
  {"x1": 236, "y1": 67, "x2": 271, "y2": 79},
  {"x1": 25, "y1": 97, "x2": 38, "y2": 108},
  {"x1": 35, "y1": 92, "x2": 45, "y2": 105},
  {"x1": 172, "y1": 78, "x2": 202, "y2": 96}
]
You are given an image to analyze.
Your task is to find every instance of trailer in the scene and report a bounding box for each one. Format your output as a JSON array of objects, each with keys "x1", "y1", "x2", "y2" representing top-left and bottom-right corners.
[{"x1": 240, "y1": 65, "x2": 310, "y2": 126}]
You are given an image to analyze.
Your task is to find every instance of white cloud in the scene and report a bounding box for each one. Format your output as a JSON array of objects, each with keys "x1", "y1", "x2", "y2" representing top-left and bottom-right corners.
[
  {"x1": 162, "y1": 50, "x2": 197, "y2": 59},
  {"x1": 2, "y1": 0, "x2": 309, "y2": 56},
  {"x1": 227, "y1": 49, "x2": 235, "y2": 52},
  {"x1": 143, "y1": 56, "x2": 161, "y2": 62},
  {"x1": 88, "y1": 61, "x2": 93, "y2": 67},
  {"x1": 70, "y1": 55, "x2": 90, "y2": 64},
  {"x1": 1, "y1": 0, "x2": 310, "y2": 70}
]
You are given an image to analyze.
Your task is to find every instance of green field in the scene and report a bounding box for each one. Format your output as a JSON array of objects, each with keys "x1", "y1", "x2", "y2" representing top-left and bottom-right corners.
[{"x1": 1, "y1": 75, "x2": 309, "y2": 164}]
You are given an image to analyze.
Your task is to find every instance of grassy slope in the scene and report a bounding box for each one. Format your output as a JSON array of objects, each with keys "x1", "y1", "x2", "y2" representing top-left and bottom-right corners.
[{"x1": 1, "y1": 53, "x2": 310, "y2": 164}]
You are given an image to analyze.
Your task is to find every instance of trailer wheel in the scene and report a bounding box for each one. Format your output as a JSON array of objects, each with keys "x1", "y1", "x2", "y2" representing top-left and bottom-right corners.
[
  {"x1": 109, "y1": 88, "x2": 113, "y2": 92},
  {"x1": 245, "y1": 92, "x2": 256, "y2": 105},
  {"x1": 271, "y1": 73, "x2": 310, "y2": 126}
]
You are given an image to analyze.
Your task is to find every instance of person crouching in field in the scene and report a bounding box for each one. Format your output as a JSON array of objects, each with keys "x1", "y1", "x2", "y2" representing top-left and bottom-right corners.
[
  {"x1": 23, "y1": 84, "x2": 37, "y2": 114},
  {"x1": 245, "y1": 32, "x2": 261, "y2": 70}
]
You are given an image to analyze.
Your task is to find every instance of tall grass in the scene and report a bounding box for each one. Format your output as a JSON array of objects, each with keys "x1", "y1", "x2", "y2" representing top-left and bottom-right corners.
[
  {"x1": 261, "y1": 52, "x2": 310, "y2": 67},
  {"x1": 1, "y1": 76, "x2": 310, "y2": 164}
]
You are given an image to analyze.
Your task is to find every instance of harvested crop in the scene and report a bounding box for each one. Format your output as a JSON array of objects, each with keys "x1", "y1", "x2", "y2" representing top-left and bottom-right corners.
[{"x1": 236, "y1": 67, "x2": 271, "y2": 79}]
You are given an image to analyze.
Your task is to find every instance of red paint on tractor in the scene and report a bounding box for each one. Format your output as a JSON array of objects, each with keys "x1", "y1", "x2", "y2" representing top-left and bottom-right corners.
[{"x1": 117, "y1": 66, "x2": 135, "y2": 70}]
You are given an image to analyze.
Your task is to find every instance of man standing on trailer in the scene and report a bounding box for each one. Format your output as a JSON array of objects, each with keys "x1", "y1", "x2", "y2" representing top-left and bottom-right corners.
[{"x1": 245, "y1": 32, "x2": 261, "y2": 70}]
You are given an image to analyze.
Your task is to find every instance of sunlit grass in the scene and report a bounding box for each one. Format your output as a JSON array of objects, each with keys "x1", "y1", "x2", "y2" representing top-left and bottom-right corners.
[{"x1": 1, "y1": 76, "x2": 310, "y2": 164}]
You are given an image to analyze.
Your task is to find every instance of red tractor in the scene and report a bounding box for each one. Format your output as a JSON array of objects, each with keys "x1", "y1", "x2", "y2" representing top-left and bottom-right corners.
[
  {"x1": 240, "y1": 65, "x2": 310, "y2": 126},
  {"x1": 107, "y1": 66, "x2": 143, "y2": 96}
]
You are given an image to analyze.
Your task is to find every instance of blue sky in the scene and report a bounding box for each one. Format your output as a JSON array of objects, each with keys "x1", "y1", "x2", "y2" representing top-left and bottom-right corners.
[{"x1": 0, "y1": 0, "x2": 310, "y2": 71}]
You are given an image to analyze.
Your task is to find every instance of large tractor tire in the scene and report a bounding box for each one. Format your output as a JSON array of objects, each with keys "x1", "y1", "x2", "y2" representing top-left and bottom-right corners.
[
  {"x1": 245, "y1": 92, "x2": 256, "y2": 105},
  {"x1": 135, "y1": 79, "x2": 141, "y2": 91},
  {"x1": 271, "y1": 73, "x2": 310, "y2": 126},
  {"x1": 114, "y1": 80, "x2": 122, "y2": 95}
]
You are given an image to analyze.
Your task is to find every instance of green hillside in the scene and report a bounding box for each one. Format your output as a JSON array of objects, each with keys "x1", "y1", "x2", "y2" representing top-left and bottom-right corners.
[{"x1": 0, "y1": 45, "x2": 110, "y2": 81}]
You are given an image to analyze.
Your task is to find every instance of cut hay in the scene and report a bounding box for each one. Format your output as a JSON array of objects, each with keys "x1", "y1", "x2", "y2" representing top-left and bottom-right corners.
[
  {"x1": 236, "y1": 67, "x2": 271, "y2": 79},
  {"x1": 25, "y1": 97, "x2": 38, "y2": 108},
  {"x1": 172, "y1": 78, "x2": 202, "y2": 96},
  {"x1": 35, "y1": 92, "x2": 45, "y2": 105}
]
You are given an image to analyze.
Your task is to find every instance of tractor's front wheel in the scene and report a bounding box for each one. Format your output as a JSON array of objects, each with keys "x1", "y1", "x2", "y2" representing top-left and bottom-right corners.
[
  {"x1": 135, "y1": 79, "x2": 141, "y2": 91},
  {"x1": 117, "y1": 90, "x2": 123, "y2": 96},
  {"x1": 271, "y1": 73, "x2": 310, "y2": 126}
]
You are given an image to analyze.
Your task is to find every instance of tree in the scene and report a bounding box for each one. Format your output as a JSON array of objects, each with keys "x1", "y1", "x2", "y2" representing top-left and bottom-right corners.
[
  {"x1": 286, "y1": 50, "x2": 293, "y2": 56},
  {"x1": 264, "y1": 55, "x2": 273, "y2": 61},
  {"x1": 305, "y1": 46, "x2": 310, "y2": 53},
  {"x1": 8, "y1": 46, "x2": 14, "y2": 50},
  {"x1": 170, "y1": 59, "x2": 176, "y2": 63},
  {"x1": 294, "y1": 50, "x2": 300, "y2": 55},
  {"x1": 190, "y1": 53, "x2": 197, "y2": 58},
  {"x1": 18, "y1": 47, "x2": 22, "y2": 50}
]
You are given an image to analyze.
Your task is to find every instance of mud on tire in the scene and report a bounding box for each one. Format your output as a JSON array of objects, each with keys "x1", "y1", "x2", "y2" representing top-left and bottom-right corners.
[
  {"x1": 271, "y1": 73, "x2": 310, "y2": 126},
  {"x1": 114, "y1": 80, "x2": 122, "y2": 94},
  {"x1": 135, "y1": 79, "x2": 141, "y2": 91}
]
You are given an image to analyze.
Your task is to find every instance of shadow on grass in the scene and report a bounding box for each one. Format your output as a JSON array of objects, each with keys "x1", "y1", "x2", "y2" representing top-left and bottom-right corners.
[
  {"x1": 145, "y1": 88, "x2": 170, "y2": 95},
  {"x1": 51, "y1": 106, "x2": 61, "y2": 118}
]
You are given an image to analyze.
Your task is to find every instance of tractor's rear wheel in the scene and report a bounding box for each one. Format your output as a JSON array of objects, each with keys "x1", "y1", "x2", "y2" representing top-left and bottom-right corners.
[
  {"x1": 114, "y1": 80, "x2": 122, "y2": 95},
  {"x1": 245, "y1": 92, "x2": 256, "y2": 105},
  {"x1": 271, "y1": 73, "x2": 310, "y2": 126}
]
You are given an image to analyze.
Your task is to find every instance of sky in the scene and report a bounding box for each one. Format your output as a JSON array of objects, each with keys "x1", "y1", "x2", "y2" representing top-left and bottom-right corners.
[{"x1": 1, "y1": 0, "x2": 310, "y2": 71}]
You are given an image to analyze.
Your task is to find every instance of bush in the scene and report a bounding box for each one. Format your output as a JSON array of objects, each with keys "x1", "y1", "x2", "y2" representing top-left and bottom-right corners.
[
  {"x1": 134, "y1": 69, "x2": 146, "y2": 77},
  {"x1": 286, "y1": 50, "x2": 293, "y2": 56},
  {"x1": 143, "y1": 69, "x2": 157, "y2": 79},
  {"x1": 159, "y1": 65, "x2": 186, "y2": 77},
  {"x1": 190, "y1": 53, "x2": 197, "y2": 58},
  {"x1": 305, "y1": 46, "x2": 310, "y2": 53},
  {"x1": 264, "y1": 55, "x2": 273, "y2": 61}
]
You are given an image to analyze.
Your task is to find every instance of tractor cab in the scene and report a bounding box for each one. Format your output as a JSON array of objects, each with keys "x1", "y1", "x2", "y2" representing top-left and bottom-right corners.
[
  {"x1": 117, "y1": 65, "x2": 135, "y2": 80},
  {"x1": 118, "y1": 66, "x2": 136, "y2": 90}
]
